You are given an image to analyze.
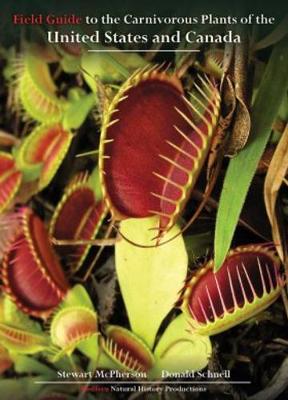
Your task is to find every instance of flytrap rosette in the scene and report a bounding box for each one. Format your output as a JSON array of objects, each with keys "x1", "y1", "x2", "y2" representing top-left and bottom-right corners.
[
  {"x1": 14, "y1": 123, "x2": 73, "y2": 191},
  {"x1": 100, "y1": 325, "x2": 155, "y2": 373},
  {"x1": 15, "y1": 50, "x2": 67, "y2": 123},
  {"x1": 180, "y1": 244, "x2": 283, "y2": 336},
  {"x1": 0, "y1": 152, "x2": 22, "y2": 213},
  {"x1": 1, "y1": 207, "x2": 69, "y2": 318},
  {"x1": 99, "y1": 65, "x2": 221, "y2": 243},
  {"x1": 49, "y1": 172, "x2": 107, "y2": 273}
]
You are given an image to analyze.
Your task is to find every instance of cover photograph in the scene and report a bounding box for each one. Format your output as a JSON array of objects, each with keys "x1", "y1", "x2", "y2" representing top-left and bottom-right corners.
[{"x1": 0, "y1": 0, "x2": 287, "y2": 399}]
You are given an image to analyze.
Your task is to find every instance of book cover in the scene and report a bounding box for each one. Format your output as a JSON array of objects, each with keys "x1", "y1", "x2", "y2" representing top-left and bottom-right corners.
[{"x1": 0, "y1": 1, "x2": 287, "y2": 399}]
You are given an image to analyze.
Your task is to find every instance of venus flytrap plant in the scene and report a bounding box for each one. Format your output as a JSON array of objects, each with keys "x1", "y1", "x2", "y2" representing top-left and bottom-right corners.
[
  {"x1": 8, "y1": 43, "x2": 98, "y2": 130},
  {"x1": 0, "y1": 295, "x2": 49, "y2": 355},
  {"x1": 81, "y1": 47, "x2": 147, "y2": 91},
  {"x1": 0, "y1": 347, "x2": 72, "y2": 400},
  {"x1": 13, "y1": 354, "x2": 57, "y2": 378},
  {"x1": 99, "y1": 325, "x2": 155, "y2": 373},
  {"x1": 5, "y1": 319, "x2": 86, "y2": 399},
  {"x1": 1, "y1": 45, "x2": 99, "y2": 202},
  {"x1": 13, "y1": 123, "x2": 73, "y2": 191},
  {"x1": 0, "y1": 152, "x2": 22, "y2": 213},
  {"x1": 62, "y1": 89, "x2": 95, "y2": 130},
  {"x1": 7, "y1": 356, "x2": 72, "y2": 400},
  {"x1": 57, "y1": 44, "x2": 82, "y2": 74},
  {"x1": 49, "y1": 171, "x2": 107, "y2": 274},
  {"x1": 151, "y1": 313, "x2": 212, "y2": 377},
  {"x1": 6, "y1": 43, "x2": 95, "y2": 137},
  {"x1": 0, "y1": 45, "x2": 101, "y2": 237},
  {"x1": 0, "y1": 378, "x2": 42, "y2": 400},
  {"x1": 96, "y1": 220, "x2": 284, "y2": 380},
  {"x1": 51, "y1": 307, "x2": 97, "y2": 350},
  {"x1": 115, "y1": 216, "x2": 188, "y2": 348},
  {"x1": 0, "y1": 344, "x2": 12, "y2": 374},
  {"x1": 98, "y1": 65, "x2": 221, "y2": 244},
  {"x1": 4, "y1": 88, "x2": 93, "y2": 200},
  {"x1": 48, "y1": 285, "x2": 99, "y2": 363},
  {"x1": 194, "y1": 49, "x2": 224, "y2": 79},
  {"x1": 0, "y1": 35, "x2": 286, "y2": 399},
  {"x1": 0, "y1": 323, "x2": 47, "y2": 355},
  {"x1": 180, "y1": 244, "x2": 283, "y2": 336},
  {"x1": 14, "y1": 49, "x2": 67, "y2": 123},
  {"x1": 94, "y1": 217, "x2": 212, "y2": 379},
  {"x1": 0, "y1": 126, "x2": 74, "y2": 212},
  {"x1": 1, "y1": 207, "x2": 69, "y2": 318}
]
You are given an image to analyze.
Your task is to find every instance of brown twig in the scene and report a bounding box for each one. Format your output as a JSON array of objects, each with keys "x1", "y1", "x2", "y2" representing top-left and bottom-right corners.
[{"x1": 248, "y1": 356, "x2": 288, "y2": 400}]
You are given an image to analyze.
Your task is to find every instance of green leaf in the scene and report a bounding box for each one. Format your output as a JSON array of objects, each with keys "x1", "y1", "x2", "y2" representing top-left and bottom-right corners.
[
  {"x1": 76, "y1": 335, "x2": 100, "y2": 361},
  {"x1": 151, "y1": 313, "x2": 211, "y2": 378},
  {"x1": 13, "y1": 123, "x2": 73, "y2": 191},
  {"x1": 97, "y1": 347, "x2": 121, "y2": 370},
  {"x1": 13, "y1": 355, "x2": 55, "y2": 376},
  {"x1": 19, "y1": 51, "x2": 66, "y2": 123},
  {"x1": 115, "y1": 217, "x2": 188, "y2": 348},
  {"x1": 63, "y1": 92, "x2": 95, "y2": 130},
  {"x1": 0, "y1": 377, "x2": 42, "y2": 400},
  {"x1": 214, "y1": 39, "x2": 288, "y2": 270},
  {"x1": 0, "y1": 323, "x2": 48, "y2": 355},
  {"x1": 88, "y1": 167, "x2": 103, "y2": 200},
  {"x1": 49, "y1": 286, "x2": 99, "y2": 361},
  {"x1": 61, "y1": 284, "x2": 95, "y2": 310},
  {"x1": 13, "y1": 145, "x2": 43, "y2": 182},
  {"x1": 81, "y1": 46, "x2": 147, "y2": 90},
  {"x1": 3, "y1": 298, "x2": 42, "y2": 334},
  {"x1": 60, "y1": 54, "x2": 81, "y2": 74}
]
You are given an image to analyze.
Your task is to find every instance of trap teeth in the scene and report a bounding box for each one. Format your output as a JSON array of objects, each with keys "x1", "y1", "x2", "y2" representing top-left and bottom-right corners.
[
  {"x1": 17, "y1": 52, "x2": 66, "y2": 123},
  {"x1": 99, "y1": 68, "x2": 220, "y2": 241},
  {"x1": 101, "y1": 325, "x2": 155, "y2": 373},
  {"x1": 15, "y1": 123, "x2": 73, "y2": 191},
  {"x1": 180, "y1": 244, "x2": 281, "y2": 336},
  {"x1": 0, "y1": 152, "x2": 22, "y2": 214},
  {"x1": 50, "y1": 306, "x2": 98, "y2": 354},
  {"x1": 1, "y1": 207, "x2": 69, "y2": 319},
  {"x1": 49, "y1": 172, "x2": 107, "y2": 273}
]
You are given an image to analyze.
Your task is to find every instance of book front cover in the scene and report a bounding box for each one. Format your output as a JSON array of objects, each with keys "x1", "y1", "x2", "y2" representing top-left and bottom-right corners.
[{"x1": 0, "y1": 1, "x2": 287, "y2": 399}]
